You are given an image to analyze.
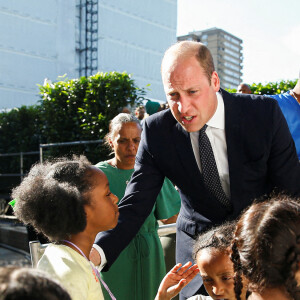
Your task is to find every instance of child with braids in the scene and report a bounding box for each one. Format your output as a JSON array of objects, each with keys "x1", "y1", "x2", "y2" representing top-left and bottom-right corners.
[
  {"x1": 156, "y1": 222, "x2": 248, "y2": 300},
  {"x1": 12, "y1": 156, "x2": 119, "y2": 300},
  {"x1": 231, "y1": 195, "x2": 300, "y2": 300}
]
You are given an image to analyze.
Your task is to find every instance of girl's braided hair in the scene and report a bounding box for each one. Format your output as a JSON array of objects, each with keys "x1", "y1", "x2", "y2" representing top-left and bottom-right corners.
[
  {"x1": 231, "y1": 241, "x2": 244, "y2": 300},
  {"x1": 232, "y1": 195, "x2": 300, "y2": 300},
  {"x1": 193, "y1": 221, "x2": 236, "y2": 261}
]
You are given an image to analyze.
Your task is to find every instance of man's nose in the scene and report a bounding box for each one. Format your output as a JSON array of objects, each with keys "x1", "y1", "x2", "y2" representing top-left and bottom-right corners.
[{"x1": 177, "y1": 96, "x2": 190, "y2": 114}]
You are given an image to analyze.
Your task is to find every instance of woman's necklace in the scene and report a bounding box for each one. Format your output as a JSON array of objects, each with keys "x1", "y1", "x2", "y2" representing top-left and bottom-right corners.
[
  {"x1": 108, "y1": 159, "x2": 131, "y2": 184},
  {"x1": 290, "y1": 90, "x2": 300, "y2": 105},
  {"x1": 62, "y1": 240, "x2": 116, "y2": 300}
]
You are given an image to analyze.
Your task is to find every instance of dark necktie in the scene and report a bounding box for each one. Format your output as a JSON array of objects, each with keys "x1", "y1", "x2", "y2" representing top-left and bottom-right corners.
[{"x1": 199, "y1": 124, "x2": 231, "y2": 208}]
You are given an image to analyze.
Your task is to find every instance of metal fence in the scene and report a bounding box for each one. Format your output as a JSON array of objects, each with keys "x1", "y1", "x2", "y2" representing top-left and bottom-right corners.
[
  {"x1": 0, "y1": 151, "x2": 39, "y2": 180},
  {"x1": 39, "y1": 139, "x2": 103, "y2": 162}
]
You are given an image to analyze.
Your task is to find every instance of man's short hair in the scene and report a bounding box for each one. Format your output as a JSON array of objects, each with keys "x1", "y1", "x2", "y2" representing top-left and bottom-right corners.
[
  {"x1": 161, "y1": 41, "x2": 215, "y2": 82},
  {"x1": 237, "y1": 83, "x2": 252, "y2": 94}
]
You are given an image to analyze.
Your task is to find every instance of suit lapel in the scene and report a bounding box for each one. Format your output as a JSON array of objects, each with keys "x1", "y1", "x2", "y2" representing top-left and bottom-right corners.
[
  {"x1": 172, "y1": 122, "x2": 202, "y2": 185},
  {"x1": 171, "y1": 90, "x2": 245, "y2": 214},
  {"x1": 223, "y1": 90, "x2": 243, "y2": 210}
]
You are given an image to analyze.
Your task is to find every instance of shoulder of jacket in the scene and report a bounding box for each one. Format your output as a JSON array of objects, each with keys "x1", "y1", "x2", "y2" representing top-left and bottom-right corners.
[{"x1": 144, "y1": 109, "x2": 176, "y2": 130}]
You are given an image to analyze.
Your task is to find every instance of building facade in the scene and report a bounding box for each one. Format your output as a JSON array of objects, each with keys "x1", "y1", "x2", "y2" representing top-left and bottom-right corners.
[
  {"x1": 178, "y1": 27, "x2": 243, "y2": 89},
  {"x1": 0, "y1": 1, "x2": 77, "y2": 109},
  {"x1": 0, "y1": 0, "x2": 176, "y2": 110}
]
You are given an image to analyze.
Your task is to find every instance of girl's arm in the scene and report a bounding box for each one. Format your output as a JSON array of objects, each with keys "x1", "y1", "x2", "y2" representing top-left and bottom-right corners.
[{"x1": 155, "y1": 262, "x2": 199, "y2": 300}]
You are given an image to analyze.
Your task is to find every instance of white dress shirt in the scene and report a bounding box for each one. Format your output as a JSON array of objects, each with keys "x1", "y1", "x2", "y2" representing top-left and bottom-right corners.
[{"x1": 190, "y1": 92, "x2": 230, "y2": 198}]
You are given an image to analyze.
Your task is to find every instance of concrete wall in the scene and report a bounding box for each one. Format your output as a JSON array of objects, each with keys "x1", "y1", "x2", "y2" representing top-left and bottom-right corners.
[
  {"x1": 0, "y1": 0, "x2": 76, "y2": 109},
  {"x1": 97, "y1": 0, "x2": 177, "y2": 101},
  {"x1": 0, "y1": 0, "x2": 177, "y2": 109}
]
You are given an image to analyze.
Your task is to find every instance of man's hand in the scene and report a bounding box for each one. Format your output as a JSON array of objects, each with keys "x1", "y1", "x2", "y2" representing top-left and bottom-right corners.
[
  {"x1": 89, "y1": 247, "x2": 101, "y2": 266},
  {"x1": 155, "y1": 261, "x2": 199, "y2": 300}
]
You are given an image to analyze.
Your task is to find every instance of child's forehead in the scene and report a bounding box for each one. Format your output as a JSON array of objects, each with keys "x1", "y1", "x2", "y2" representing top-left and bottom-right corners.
[
  {"x1": 197, "y1": 247, "x2": 231, "y2": 263},
  {"x1": 88, "y1": 167, "x2": 108, "y2": 185},
  {"x1": 89, "y1": 166, "x2": 105, "y2": 177},
  {"x1": 197, "y1": 248, "x2": 234, "y2": 272}
]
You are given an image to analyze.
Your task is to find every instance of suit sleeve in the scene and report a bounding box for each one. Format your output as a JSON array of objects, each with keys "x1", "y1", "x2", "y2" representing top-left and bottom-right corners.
[
  {"x1": 94, "y1": 120, "x2": 165, "y2": 270},
  {"x1": 268, "y1": 101, "x2": 300, "y2": 196}
]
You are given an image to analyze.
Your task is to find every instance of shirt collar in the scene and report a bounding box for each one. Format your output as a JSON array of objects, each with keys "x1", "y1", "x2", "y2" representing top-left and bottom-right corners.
[{"x1": 206, "y1": 92, "x2": 225, "y2": 130}]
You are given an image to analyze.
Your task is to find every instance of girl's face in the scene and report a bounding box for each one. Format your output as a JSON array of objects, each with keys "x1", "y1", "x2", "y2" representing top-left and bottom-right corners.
[
  {"x1": 110, "y1": 122, "x2": 142, "y2": 169},
  {"x1": 197, "y1": 248, "x2": 238, "y2": 300},
  {"x1": 85, "y1": 167, "x2": 119, "y2": 232}
]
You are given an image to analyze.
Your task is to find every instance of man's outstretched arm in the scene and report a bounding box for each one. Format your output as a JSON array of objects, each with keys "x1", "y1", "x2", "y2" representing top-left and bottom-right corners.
[{"x1": 90, "y1": 120, "x2": 165, "y2": 270}]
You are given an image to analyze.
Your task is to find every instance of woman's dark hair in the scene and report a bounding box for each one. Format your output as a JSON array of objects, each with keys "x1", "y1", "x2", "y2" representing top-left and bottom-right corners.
[
  {"x1": 192, "y1": 221, "x2": 236, "y2": 261},
  {"x1": 231, "y1": 195, "x2": 300, "y2": 300},
  {"x1": 12, "y1": 156, "x2": 95, "y2": 241},
  {"x1": 0, "y1": 266, "x2": 71, "y2": 300}
]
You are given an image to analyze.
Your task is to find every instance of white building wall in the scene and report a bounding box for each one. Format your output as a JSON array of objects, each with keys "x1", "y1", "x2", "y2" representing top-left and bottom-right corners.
[
  {"x1": 98, "y1": 0, "x2": 177, "y2": 101},
  {"x1": 0, "y1": 0, "x2": 76, "y2": 109},
  {"x1": 0, "y1": 0, "x2": 176, "y2": 109}
]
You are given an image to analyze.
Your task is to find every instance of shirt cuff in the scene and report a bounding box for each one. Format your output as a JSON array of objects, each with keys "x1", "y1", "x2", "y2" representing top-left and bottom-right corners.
[{"x1": 93, "y1": 244, "x2": 107, "y2": 271}]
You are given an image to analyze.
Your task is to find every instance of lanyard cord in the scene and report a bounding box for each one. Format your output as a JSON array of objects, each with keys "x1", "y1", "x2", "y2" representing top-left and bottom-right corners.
[{"x1": 62, "y1": 240, "x2": 116, "y2": 300}]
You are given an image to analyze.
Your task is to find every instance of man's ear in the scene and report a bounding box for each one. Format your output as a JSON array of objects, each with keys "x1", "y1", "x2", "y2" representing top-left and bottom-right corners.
[{"x1": 211, "y1": 71, "x2": 220, "y2": 92}]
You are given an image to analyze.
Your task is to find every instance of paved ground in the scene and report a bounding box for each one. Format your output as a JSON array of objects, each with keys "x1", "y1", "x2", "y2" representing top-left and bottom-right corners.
[
  {"x1": 0, "y1": 216, "x2": 31, "y2": 267},
  {"x1": 0, "y1": 245, "x2": 31, "y2": 267}
]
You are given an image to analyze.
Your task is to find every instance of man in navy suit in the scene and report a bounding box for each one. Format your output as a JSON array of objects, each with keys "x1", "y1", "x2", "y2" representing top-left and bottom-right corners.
[{"x1": 90, "y1": 41, "x2": 300, "y2": 299}]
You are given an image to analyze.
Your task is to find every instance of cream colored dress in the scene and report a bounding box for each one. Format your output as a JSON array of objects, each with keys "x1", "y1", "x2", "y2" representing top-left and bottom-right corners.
[{"x1": 38, "y1": 244, "x2": 104, "y2": 300}]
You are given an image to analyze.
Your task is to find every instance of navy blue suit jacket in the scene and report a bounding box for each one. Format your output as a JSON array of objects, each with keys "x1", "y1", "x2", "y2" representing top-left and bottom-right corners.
[{"x1": 95, "y1": 90, "x2": 300, "y2": 297}]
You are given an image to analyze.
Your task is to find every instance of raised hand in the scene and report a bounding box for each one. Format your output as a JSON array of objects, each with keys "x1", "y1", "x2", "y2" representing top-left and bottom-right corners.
[{"x1": 155, "y1": 261, "x2": 199, "y2": 300}]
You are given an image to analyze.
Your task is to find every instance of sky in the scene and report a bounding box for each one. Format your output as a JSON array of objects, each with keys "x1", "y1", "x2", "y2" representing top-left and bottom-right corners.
[{"x1": 177, "y1": 0, "x2": 300, "y2": 85}]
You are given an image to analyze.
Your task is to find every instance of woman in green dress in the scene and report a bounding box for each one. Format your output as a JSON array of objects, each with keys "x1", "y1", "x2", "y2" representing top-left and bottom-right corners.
[{"x1": 96, "y1": 113, "x2": 181, "y2": 300}]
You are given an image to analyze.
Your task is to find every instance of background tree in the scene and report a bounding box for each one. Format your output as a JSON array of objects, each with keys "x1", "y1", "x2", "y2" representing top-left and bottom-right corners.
[
  {"x1": 226, "y1": 79, "x2": 297, "y2": 94},
  {"x1": 0, "y1": 72, "x2": 146, "y2": 202},
  {"x1": 38, "y1": 72, "x2": 146, "y2": 162},
  {"x1": 0, "y1": 106, "x2": 41, "y2": 195}
]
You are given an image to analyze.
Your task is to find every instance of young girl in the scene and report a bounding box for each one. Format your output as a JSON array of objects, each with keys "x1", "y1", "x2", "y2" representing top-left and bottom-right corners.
[
  {"x1": 156, "y1": 222, "x2": 248, "y2": 300},
  {"x1": 91, "y1": 113, "x2": 181, "y2": 300},
  {"x1": 231, "y1": 195, "x2": 300, "y2": 300},
  {"x1": 12, "y1": 156, "x2": 119, "y2": 300}
]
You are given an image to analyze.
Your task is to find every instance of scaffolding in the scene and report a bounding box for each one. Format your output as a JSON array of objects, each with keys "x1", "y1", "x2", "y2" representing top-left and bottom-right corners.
[{"x1": 76, "y1": 0, "x2": 99, "y2": 77}]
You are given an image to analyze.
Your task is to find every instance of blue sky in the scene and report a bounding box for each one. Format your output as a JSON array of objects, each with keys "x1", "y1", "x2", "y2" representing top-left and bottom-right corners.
[{"x1": 177, "y1": 0, "x2": 300, "y2": 85}]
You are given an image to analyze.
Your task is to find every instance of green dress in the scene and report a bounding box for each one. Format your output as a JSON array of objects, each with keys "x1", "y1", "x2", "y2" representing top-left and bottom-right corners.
[{"x1": 96, "y1": 161, "x2": 181, "y2": 300}]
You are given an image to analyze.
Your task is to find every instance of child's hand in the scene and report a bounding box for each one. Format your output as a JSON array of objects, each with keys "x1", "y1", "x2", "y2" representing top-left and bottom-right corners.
[{"x1": 155, "y1": 261, "x2": 199, "y2": 300}]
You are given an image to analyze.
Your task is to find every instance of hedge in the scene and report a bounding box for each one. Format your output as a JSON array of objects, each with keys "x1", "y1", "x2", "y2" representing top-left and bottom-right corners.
[
  {"x1": 0, "y1": 72, "x2": 146, "y2": 198},
  {"x1": 226, "y1": 79, "x2": 297, "y2": 95}
]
